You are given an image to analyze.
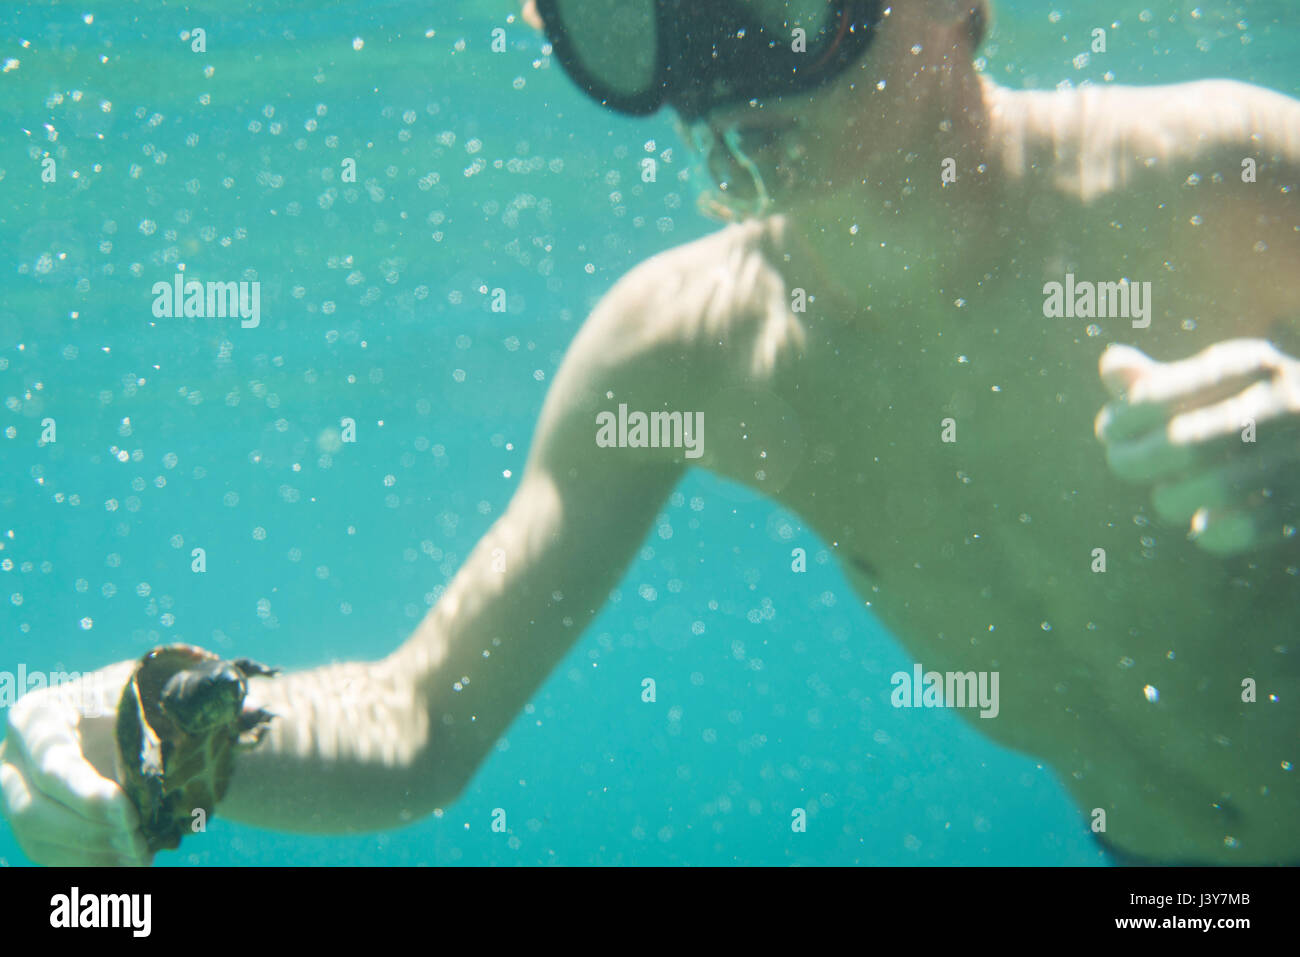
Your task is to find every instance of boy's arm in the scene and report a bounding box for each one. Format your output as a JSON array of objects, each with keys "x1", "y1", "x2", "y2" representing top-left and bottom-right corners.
[
  {"x1": 217, "y1": 266, "x2": 693, "y2": 833},
  {"x1": 3, "y1": 222, "x2": 783, "y2": 860},
  {"x1": 1075, "y1": 81, "x2": 1300, "y2": 557}
]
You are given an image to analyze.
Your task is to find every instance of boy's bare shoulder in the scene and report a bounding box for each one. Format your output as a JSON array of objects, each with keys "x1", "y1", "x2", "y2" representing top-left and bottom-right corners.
[
  {"x1": 990, "y1": 78, "x2": 1300, "y2": 200},
  {"x1": 568, "y1": 217, "x2": 808, "y2": 382},
  {"x1": 1095, "y1": 78, "x2": 1299, "y2": 162},
  {"x1": 532, "y1": 217, "x2": 809, "y2": 469}
]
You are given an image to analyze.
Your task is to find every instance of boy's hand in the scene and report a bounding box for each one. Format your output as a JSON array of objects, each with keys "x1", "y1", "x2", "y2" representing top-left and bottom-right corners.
[
  {"x1": 1095, "y1": 339, "x2": 1300, "y2": 555},
  {"x1": 0, "y1": 661, "x2": 152, "y2": 866}
]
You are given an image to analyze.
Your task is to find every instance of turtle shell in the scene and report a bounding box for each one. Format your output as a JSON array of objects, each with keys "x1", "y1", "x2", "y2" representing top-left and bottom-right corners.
[{"x1": 115, "y1": 644, "x2": 277, "y2": 853}]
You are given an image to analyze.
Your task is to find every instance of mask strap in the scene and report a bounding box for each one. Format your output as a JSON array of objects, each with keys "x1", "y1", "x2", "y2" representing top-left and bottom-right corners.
[{"x1": 809, "y1": 7, "x2": 853, "y2": 72}]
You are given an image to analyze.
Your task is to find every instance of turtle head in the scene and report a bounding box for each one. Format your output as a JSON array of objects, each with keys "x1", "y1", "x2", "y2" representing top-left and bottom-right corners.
[{"x1": 159, "y1": 662, "x2": 245, "y2": 734}]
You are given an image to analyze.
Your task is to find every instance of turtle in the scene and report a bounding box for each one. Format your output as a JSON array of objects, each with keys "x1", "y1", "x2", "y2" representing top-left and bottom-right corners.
[{"x1": 114, "y1": 644, "x2": 278, "y2": 853}]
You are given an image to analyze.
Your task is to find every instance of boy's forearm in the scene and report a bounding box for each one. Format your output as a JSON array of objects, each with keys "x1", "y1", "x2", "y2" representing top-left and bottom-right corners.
[
  {"x1": 214, "y1": 487, "x2": 629, "y2": 834},
  {"x1": 212, "y1": 309, "x2": 684, "y2": 835},
  {"x1": 216, "y1": 656, "x2": 443, "y2": 833}
]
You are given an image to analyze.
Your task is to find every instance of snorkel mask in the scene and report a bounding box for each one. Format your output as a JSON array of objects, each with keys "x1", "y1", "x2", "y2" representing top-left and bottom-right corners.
[{"x1": 535, "y1": 0, "x2": 884, "y2": 219}]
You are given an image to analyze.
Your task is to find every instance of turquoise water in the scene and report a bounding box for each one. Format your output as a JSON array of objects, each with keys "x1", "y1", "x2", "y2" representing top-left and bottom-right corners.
[{"x1": 0, "y1": 1, "x2": 1295, "y2": 866}]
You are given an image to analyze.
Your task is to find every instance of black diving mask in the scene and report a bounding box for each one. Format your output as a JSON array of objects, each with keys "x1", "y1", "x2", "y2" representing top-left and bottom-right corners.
[{"x1": 533, "y1": 0, "x2": 884, "y2": 122}]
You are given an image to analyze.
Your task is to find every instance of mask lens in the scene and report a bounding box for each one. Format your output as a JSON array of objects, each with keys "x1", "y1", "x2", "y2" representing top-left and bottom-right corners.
[
  {"x1": 550, "y1": 0, "x2": 658, "y2": 97},
  {"x1": 750, "y1": 0, "x2": 839, "y2": 43}
]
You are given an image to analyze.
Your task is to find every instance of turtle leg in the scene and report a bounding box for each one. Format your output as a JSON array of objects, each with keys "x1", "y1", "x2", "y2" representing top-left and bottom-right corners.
[
  {"x1": 237, "y1": 706, "x2": 275, "y2": 731},
  {"x1": 232, "y1": 658, "x2": 279, "y2": 679},
  {"x1": 236, "y1": 706, "x2": 276, "y2": 747},
  {"x1": 237, "y1": 723, "x2": 273, "y2": 748}
]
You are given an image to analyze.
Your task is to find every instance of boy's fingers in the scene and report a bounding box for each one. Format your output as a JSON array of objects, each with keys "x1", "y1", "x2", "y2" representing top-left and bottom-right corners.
[
  {"x1": 9, "y1": 694, "x2": 139, "y2": 834},
  {"x1": 1190, "y1": 504, "x2": 1299, "y2": 555},
  {"x1": 1099, "y1": 343, "x2": 1157, "y2": 398},
  {"x1": 1098, "y1": 341, "x2": 1294, "y2": 446},
  {"x1": 1112, "y1": 339, "x2": 1284, "y2": 406},
  {"x1": 3, "y1": 751, "x2": 149, "y2": 866},
  {"x1": 1095, "y1": 396, "x2": 1171, "y2": 443},
  {"x1": 18, "y1": 835, "x2": 144, "y2": 868},
  {"x1": 1103, "y1": 428, "x2": 1202, "y2": 482},
  {"x1": 1149, "y1": 451, "x2": 1298, "y2": 523}
]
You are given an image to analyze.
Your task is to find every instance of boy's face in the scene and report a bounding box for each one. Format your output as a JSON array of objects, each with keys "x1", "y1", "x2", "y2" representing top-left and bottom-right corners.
[
  {"x1": 523, "y1": 1, "x2": 929, "y2": 218},
  {"x1": 690, "y1": 5, "x2": 930, "y2": 218},
  {"x1": 695, "y1": 2, "x2": 981, "y2": 220}
]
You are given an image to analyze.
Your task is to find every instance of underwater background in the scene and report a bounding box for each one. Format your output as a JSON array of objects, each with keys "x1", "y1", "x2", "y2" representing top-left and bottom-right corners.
[{"x1": 1, "y1": 0, "x2": 1296, "y2": 866}]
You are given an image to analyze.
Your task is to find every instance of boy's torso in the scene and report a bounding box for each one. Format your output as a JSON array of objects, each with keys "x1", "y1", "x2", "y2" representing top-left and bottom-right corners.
[{"x1": 656, "y1": 204, "x2": 1299, "y2": 863}]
